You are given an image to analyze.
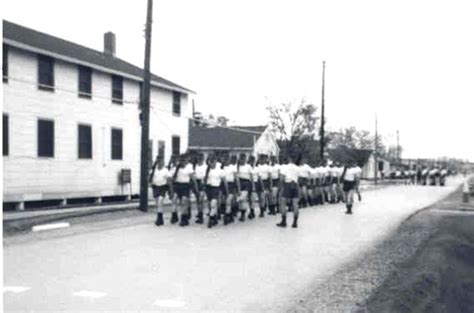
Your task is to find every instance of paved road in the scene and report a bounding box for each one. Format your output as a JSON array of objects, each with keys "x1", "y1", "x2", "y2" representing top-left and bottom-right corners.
[{"x1": 3, "y1": 177, "x2": 463, "y2": 312}]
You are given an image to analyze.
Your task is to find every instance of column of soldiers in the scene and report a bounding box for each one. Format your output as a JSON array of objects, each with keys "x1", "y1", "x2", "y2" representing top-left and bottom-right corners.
[
  {"x1": 388, "y1": 165, "x2": 450, "y2": 186},
  {"x1": 149, "y1": 153, "x2": 364, "y2": 229}
]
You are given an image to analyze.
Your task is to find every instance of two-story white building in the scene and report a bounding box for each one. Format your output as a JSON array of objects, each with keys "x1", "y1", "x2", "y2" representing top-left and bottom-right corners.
[{"x1": 2, "y1": 20, "x2": 194, "y2": 210}]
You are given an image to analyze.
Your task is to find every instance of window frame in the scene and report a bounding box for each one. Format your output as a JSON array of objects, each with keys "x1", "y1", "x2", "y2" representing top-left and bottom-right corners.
[
  {"x1": 78, "y1": 65, "x2": 92, "y2": 99},
  {"x1": 3, "y1": 44, "x2": 8, "y2": 83},
  {"x1": 172, "y1": 91, "x2": 181, "y2": 116},
  {"x1": 3, "y1": 114, "x2": 9, "y2": 156},
  {"x1": 37, "y1": 54, "x2": 55, "y2": 92},
  {"x1": 78, "y1": 124, "x2": 93, "y2": 159},
  {"x1": 158, "y1": 140, "x2": 165, "y2": 159},
  {"x1": 111, "y1": 75, "x2": 123, "y2": 105},
  {"x1": 111, "y1": 127, "x2": 123, "y2": 160},
  {"x1": 172, "y1": 135, "x2": 180, "y2": 156},
  {"x1": 37, "y1": 118, "x2": 55, "y2": 158}
]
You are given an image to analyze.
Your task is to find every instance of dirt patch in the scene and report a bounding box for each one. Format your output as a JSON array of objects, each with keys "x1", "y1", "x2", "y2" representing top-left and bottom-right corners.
[
  {"x1": 284, "y1": 185, "x2": 474, "y2": 313},
  {"x1": 360, "y1": 214, "x2": 474, "y2": 313}
]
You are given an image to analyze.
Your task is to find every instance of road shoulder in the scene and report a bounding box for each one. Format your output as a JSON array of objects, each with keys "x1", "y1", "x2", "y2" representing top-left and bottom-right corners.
[{"x1": 285, "y1": 185, "x2": 474, "y2": 312}]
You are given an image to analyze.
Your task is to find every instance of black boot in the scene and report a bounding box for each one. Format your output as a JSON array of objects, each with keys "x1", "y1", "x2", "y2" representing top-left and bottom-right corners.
[
  {"x1": 259, "y1": 207, "x2": 265, "y2": 218},
  {"x1": 208, "y1": 215, "x2": 215, "y2": 228},
  {"x1": 268, "y1": 204, "x2": 275, "y2": 215},
  {"x1": 248, "y1": 208, "x2": 255, "y2": 219},
  {"x1": 224, "y1": 213, "x2": 230, "y2": 225},
  {"x1": 155, "y1": 213, "x2": 164, "y2": 226},
  {"x1": 239, "y1": 210, "x2": 246, "y2": 222},
  {"x1": 196, "y1": 212, "x2": 204, "y2": 224},
  {"x1": 171, "y1": 212, "x2": 179, "y2": 224},
  {"x1": 276, "y1": 215, "x2": 287, "y2": 227},
  {"x1": 292, "y1": 216, "x2": 298, "y2": 228},
  {"x1": 179, "y1": 214, "x2": 189, "y2": 226},
  {"x1": 345, "y1": 204, "x2": 353, "y2": 214}
]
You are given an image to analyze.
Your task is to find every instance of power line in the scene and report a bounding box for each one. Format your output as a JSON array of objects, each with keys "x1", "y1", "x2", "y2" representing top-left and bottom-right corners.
[{"x1": 3, "y1": 74, "x2": 265, "y2": 136}]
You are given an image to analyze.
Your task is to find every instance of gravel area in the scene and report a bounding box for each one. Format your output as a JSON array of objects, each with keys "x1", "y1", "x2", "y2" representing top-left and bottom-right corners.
[{"x1": 284, "y1": 185, "x2": 472, "y2": 313}]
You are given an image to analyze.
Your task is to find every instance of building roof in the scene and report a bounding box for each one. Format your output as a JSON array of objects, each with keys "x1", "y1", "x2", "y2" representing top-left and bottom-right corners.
[
  {"x1": 2, "y1": 20, "x2": 193, "y2": 93},
  {"x1": 189, "y1": 124, "x2": 267, "y2": 150},
  {"x1": 328, "y1": 147, "x2": 373, "y2": 166}
]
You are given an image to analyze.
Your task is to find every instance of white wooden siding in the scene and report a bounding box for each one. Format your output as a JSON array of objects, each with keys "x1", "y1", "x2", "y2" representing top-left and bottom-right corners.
[{"x1": 3, "y1": 46, "x2": 190, "y2": 202}]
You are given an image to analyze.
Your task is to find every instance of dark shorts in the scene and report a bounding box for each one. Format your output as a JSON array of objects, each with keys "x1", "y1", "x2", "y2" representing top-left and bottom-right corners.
[
  {"x1": 257, "y1": 179, "x2": 270, "y2": 193},
  {"x1": 342, "y1": 180, "x2": 356, "y2": 192},
  {"x1": 315, "y1": 178, "x2": 321, "y2": 187},
  {"x1": 220, "y1": 181, "x2": 237, "y2": 196},
  {"x1": 299, "y1": 178, "x2": 309, "y2": 187},
  {"x1": 227, "y1": 182, "x2": 237, "y2": 194},
  {"x1": 263, "y1": 179, "x2": 271, "y2": 190},
  {"x1": 206, "y1": 185, "x2": 220, "y2": 200},
  {"x1": 174, "y1": 182, "x2": 190, "y2": 199},
  {"x1": 283, "y1": 182, "x2": 299, "y2": 199},
  {"x1": 240, "y1": 179, "x2": 252, "y2": 192},
  {"x1": 272, "y1": 179, "x2": 280, "y2": 188},
  {"x1": 331, "y1": 177, "x2": 339, "y2": 185},
  {"x1": 193, "y1": 179, "x2": 204, "y2": 195},
  {"x1": 152, "y1": 185, "x2": 168, "y2": 198}
]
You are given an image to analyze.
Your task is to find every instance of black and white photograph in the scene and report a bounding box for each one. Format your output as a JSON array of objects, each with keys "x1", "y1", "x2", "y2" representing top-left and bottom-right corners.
[{"x1": 2, "y1": 0, "x2": 474, "y2": 312}]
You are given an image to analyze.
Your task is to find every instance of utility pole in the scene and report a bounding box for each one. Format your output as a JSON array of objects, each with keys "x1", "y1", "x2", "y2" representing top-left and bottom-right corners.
[
  {"x1": 139, "y1": 0, "x2": 153, "y2": 212},
  {"x1": 396, "y1": 129, "x2": 400, "y2": 162},
  {"x1": 374, "y1": 113, "x2": 378, "y2": 185},
  {"x1": 319, "y1": 61, "x2": 326, "y2": 161}
]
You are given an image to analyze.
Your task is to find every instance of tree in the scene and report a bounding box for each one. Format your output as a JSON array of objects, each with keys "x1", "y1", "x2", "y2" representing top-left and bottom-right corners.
[{"x1": 266, "y1": 98, "x2": 319, "y2": 161}]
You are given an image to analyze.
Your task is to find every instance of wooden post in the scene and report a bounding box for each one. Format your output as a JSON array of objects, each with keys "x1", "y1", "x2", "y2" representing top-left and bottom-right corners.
[{"x1": 139, "y1": 0, "x2": 153, "y2": 212}]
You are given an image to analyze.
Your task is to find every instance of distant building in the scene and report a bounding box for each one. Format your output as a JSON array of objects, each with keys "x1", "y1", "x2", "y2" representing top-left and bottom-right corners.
[
  {"x1": 188, "y1": 124, "x2": 280, "y2": 159},
  {"x1": 3, "y1": 20, "x2": 194, "y2": 209},
  {"x1": 363, "y1": 154, "x2": 390, "y2": 179}
]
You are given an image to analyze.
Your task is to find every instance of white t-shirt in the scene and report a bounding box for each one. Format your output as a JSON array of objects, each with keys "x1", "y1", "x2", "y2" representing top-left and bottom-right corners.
[
  {"x1": 206, "y1": 167, "x2": 224, "y2": 187},
  {"x1": 175, "y1": 164, "x2": 194, "y2": 183},
  {"x1": 223, "y1": 164, "x2": 237, "y2": 183},
  {"x1": 251, "y1": 166, "x2": 259, "y2": 182},
  {"x1": 344, "y1": 167, "x2": 357, "y2": 182},
  {"x1": 281, "y1": 163, "x2": 299, "y2": 183},
  {"x1": 258, "y1": 164, "x2": 271, "y2": 180},
  {"x1": 194, "y1": 164, "x2": 207, "y2": 180},
  {"x1": 270, "y1": 164, "x2": 281, "y2": 180},
  {"x1": 317, "y1": 166, "x2": 326, "y2": 179},
  {"x1": 238, "y1": 164, "x2": 253, "y2": 180},
  {"x1": 329, "y1": 166, "x2": 338, "y2": 177},
  {"x1": 298, "y1": 164, "x2": 312, "y2": 178},
  {"x1": 440, "y1": 169, "x2": 448, "y2": 176},
  {"x1": 152, "y1": 167, "x2": 170, "y2": 186},
  {"x1": 354, "y1": 166, "x2": 362, "y2": 178}
]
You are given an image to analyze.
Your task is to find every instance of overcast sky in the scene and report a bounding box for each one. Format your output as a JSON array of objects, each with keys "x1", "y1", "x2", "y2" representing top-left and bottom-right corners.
[{"x1": 3, "y1": 0, "x2": 473, "y2": 161}]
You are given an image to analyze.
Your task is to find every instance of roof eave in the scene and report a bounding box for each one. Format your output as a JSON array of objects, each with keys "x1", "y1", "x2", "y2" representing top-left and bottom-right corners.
[{"x1": 3, "y1": 38, "x2": 195, "y2": 95}]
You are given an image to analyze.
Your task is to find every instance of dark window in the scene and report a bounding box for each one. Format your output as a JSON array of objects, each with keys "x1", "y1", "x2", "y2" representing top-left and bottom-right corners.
[
  {"x1": 38, "y1": 55, "x2": 54, "y2": 91},
  {"x1": 112, "y1": 75, "x2": 123, "y2": 104},
  {"x1": 172, "y1": 136, "x2": 180, "y2": 156},
  {"x1": 158, "y1": 140, "x2": 165, "y2": 158},
  {"x1": 78, "y1": 66, "x2": 92, "y2": 98},
  {"x1": 3, "y1": 44, "x2": 8, "y2": 83},
  {"x1": 172, "y1": 91, "x2": 181, "y2": 115},
  {"x1": 111, "y1": 128, "x2": 123, "y2": 160},
  {"x1": 139, "y1": 81, "x2": 143, "y2": 109},
  {"x1": 38, "y1": 119, "x2": 54, "y2": 157},
  {"x1": 78, "y1": 124, "x2": 92, "y2": 159},
  {"x1": 148, "y1": 140, "x2": 153, "y2": 168},
  {"x1": 3, "y1": 114, "x2": 9, "y2": 156}
]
